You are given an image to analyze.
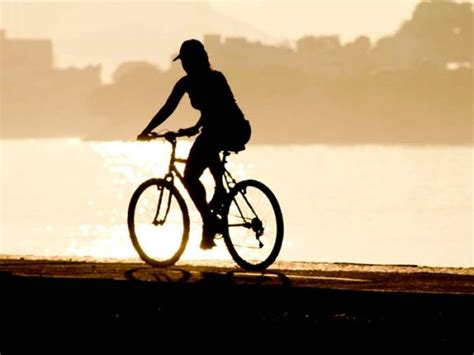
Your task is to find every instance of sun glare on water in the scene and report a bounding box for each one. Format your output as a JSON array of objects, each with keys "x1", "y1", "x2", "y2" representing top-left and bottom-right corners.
[{"x1": 63, "y1": 139, "x2": 238, "y2": 263}]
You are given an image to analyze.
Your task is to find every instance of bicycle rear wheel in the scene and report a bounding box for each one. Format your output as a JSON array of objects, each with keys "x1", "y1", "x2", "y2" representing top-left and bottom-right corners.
[
  {"x1": 222, "y1": 179, "x2": 284, "y2": 271},
  {"x1": 128, "y1": 178, "x2": 189, "y2": 267}
]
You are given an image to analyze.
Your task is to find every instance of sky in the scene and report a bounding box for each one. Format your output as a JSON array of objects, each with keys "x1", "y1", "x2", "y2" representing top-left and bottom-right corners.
[
  {"x1": 1, "y1": 0, "x2": 420, "y2": 80},
  {"x1": 1, "y1": 0, "x2": 419, "y2": 40},
  {"x1": 209, "y1": 0, "x2": 418, "y2": 42}
]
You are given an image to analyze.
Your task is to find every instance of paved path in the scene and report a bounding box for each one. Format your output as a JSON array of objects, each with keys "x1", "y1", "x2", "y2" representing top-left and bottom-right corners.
[
  {"x1": 1, "y1": 258, "x2": 473, "y2": 349},
  {"x1": 1, "y1": 258, "x2": 472, "y2": 294}
]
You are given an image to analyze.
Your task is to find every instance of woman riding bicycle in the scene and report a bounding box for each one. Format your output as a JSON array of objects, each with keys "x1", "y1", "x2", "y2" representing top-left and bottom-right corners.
[{"x1": 137, "y1": 39, "x2": 251, "y2": 250}]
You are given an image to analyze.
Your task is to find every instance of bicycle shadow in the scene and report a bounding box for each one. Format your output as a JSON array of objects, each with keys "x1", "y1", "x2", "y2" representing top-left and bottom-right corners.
[
  {"x1": 124, "y1": 267, "x2": 193, "y2": 283},
  {"x1": 124, "y1": 266, "x2": 292, "y2": 287}
]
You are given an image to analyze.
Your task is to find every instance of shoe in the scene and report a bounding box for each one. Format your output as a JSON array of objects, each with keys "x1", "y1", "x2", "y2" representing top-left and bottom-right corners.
[
  {"x1": 200, "y1": 237, "x2": 216, "y2": 250},
  {"x1": 200, "y1": 221, "x2": 217, "y2": 250}
]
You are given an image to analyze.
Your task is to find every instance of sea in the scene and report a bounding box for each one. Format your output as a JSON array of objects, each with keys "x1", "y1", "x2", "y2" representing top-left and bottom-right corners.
[{"x1": 0, "y1": 139, "x2": 472, "y2": 268}]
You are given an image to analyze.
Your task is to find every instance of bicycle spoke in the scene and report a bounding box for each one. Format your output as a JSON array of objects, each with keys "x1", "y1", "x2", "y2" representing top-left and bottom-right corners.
[
  {"x1": 231, "y1": 243, "x2": 263, "y2": 250},
  {"x1": 128, "y1": 179, "x2": 189, "y2": 267},
  {"x1": 223, "y1": 180, "x2": 283, "y2": 270}
]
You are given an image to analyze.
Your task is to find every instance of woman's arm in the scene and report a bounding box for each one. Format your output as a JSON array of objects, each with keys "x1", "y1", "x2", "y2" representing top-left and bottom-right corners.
[{"x1": 138, "y1": 78, "x2": 187, "y2": 136}]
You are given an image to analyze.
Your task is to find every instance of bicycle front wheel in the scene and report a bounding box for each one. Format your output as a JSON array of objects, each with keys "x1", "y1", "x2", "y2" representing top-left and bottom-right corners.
[
  {"x1": 223, "y1": 179, "x2": 284, "y2": 271},
  {"x1": 128, "y1": 178, "x2": 189, "y2": 267}
]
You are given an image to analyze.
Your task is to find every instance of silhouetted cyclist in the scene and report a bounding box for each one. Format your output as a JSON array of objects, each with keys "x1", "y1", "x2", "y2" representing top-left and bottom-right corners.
[{"x1": 138, "y1": 39, "x2": 251, "y2": 250}]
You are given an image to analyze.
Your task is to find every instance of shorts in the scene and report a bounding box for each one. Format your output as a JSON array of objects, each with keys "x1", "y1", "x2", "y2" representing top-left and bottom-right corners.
[{"x1": 204, "y1": 118, "x2": 251, "y2": 152}]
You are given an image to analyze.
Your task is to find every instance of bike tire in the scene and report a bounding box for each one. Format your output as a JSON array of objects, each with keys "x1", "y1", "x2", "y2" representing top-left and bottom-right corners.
[
  {"x1": 128, "y1": 178, "x2": 189, "y2": 267},
  {"x1": 222, "y1": 179, "x2": 284, "y2": 271}
]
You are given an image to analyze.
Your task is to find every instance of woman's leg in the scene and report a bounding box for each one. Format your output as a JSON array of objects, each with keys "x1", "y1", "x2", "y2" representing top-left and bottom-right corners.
[
  {"x1": 208, "y1": 152, "x2": 224, "y2": 190},
  {"x1": 207, "y1": 153, "x2": 227, "y2": 210},
  {"x1": 183, "y1": 135, "x2": 213, "y2": 223},
  {"x1": 184, "y1": 135, "x2": 222, "y2": 249}
]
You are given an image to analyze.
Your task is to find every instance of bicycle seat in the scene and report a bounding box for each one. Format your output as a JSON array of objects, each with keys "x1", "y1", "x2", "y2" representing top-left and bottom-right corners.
[{"x1": 224, "y1": 144, "x2": 246, "y2": 155}]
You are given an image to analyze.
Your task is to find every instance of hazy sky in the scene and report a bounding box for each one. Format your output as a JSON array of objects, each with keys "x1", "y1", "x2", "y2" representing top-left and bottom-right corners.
[
  {"x1": 209, "y1": 0, "x2": 418, "y2": 41},
  {"x1": 1, "y1": 0, "x2": 419, "y2": 80},
  {"x1": 1, "y1": 0, "x2": 419, "y2": 40}
]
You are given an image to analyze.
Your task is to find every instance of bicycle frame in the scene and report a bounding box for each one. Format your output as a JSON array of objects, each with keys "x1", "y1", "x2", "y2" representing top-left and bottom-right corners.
[
  {"x1": 160, "y1": 136, "x2": 238, "y2": 195},
  {"x1": 161, "y1": 136, "x2": 188, "y2": 185},
  {"x1": 154, "y1": 133, "x2": 260, "y2": 235},
  {"x1": 221, "y1": 152, "x2": 261, "y2": 234}
]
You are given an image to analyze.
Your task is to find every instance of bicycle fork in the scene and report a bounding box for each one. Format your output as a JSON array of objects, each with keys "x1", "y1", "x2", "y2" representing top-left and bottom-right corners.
[{"x1": 152, "y1": 184, "x2": 172, "y2": 226}]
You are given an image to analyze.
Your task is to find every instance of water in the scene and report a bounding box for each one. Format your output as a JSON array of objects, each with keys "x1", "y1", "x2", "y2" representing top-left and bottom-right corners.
[{"x1": 0, "y1": 139, "x2": 472, "y2": 267}]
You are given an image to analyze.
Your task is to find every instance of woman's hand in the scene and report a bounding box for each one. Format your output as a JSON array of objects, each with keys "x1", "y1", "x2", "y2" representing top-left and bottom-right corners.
[
  {"x1": 178, "y1": 126, "x2": 200, "y2": 137},
  {"x1": 137, "y1": 131, "x2": 158, "y2": 141},
  {"x1": 137, "y1": 132, "x2": 149, "y2": 141}
]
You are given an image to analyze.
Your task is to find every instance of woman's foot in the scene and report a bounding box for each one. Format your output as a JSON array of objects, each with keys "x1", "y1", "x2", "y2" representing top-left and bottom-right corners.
[
  {"x1": 200, "y1": 214, "x2": 226, "y2": 250},
  {"x1": 200, "y1": 221, "x2": 217, "y2": 250}
]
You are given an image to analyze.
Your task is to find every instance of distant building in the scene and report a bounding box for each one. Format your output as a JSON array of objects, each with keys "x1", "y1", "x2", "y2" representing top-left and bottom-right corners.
[
  {"x1": 1, "y1": 29, "x2": 53, "y2": 72},
  {"x1": 1, "y1": 30, "x2": 102, "y2": 138},
  {"x1": 203, "y1": 34, "x2": 295, "y2": 72}
]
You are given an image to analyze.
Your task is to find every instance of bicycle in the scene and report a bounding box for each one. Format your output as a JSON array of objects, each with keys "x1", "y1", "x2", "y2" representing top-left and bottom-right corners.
[{"x1": 127, "y1": 130, "x2": 284, "y2": 271}]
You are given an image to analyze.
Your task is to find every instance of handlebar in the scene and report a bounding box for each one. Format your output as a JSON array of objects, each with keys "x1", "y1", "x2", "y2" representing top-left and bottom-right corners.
[{"x1": 137, "y1": 130, "x2": 191, "y2": 142}]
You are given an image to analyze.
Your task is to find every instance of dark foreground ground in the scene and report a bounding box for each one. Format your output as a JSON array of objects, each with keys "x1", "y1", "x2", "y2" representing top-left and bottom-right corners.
[{"x1": 1, "y1": 258, "x2": 473, "y2": 350}]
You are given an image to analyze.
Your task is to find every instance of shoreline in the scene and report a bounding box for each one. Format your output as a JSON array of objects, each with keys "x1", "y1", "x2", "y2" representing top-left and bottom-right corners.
[{"x1": 1, "y1": 254, "x2": 472, "y2": 275}]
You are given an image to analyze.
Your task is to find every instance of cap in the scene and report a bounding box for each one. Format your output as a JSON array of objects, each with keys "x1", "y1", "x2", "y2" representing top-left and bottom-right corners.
[{"x1": 173, "y1": 39, "x2": 206, "y2": 62}]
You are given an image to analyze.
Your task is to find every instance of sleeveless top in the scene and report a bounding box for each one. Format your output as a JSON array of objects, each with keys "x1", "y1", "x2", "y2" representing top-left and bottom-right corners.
[{"x1": 182, "y1": 70, "x2": 245, "y2": 134}]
